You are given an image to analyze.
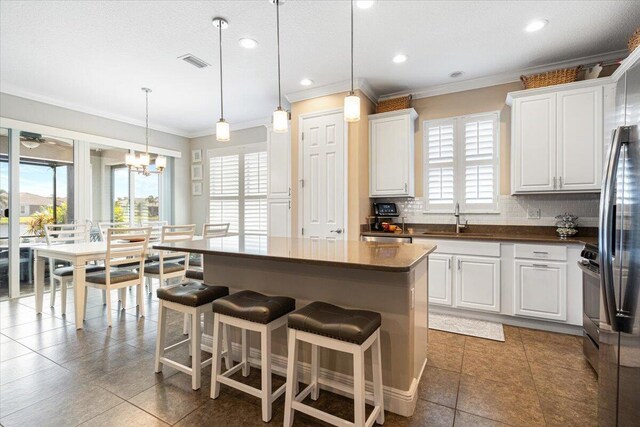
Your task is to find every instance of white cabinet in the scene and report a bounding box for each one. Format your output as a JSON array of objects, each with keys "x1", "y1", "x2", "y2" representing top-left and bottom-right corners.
[
  {"x1": 514, "y1": 261, "x2": 567, "y2": 321},
  {"x1": 267, "y1": 126, "x2": 291, "y2": 199},
  {"x1": 267, "y1": 199, "x2": 291, "y2": 238},
  {"x1": 266, "y1": 125, "x2": 291, "y2": 238},
  {"x1": 428, "y1": 254, "x2": 452, "y2": 306},
  {"x1": 509, "y1": 82, "x2": 611, "y2": 194},
  {"x1": 369, "y1": 108, "x2": 417, "y2": 197},
  {"x1": 455, "y1": 256, "x2": 501, "y2": 313}
]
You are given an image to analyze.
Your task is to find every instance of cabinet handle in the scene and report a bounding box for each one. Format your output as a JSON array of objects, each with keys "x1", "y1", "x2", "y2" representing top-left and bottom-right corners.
[
  {"x1": 559, "y1": 177, "x2": 563, "y2": 188},
  {"x1": 533, "y1": 251, "x2": 549, "y2": 255},
  {"x1": 404, "y1": 183, "x2": 408, "y2": 193},
  {"x1": 448, "y1": 258, "x2": 451, "y2": 269},
  {"x1": 457, "y1": 259, "x2": 461, "y2": 270},
  {"x1": 553, "y1": 177, "x2": 557, "y2": 189},
  {"x1": 532, "y1": 264, "x2": 549, "y2": 268},
  {"x1": 288, "y1": 200, "x2": 291, "y2": 210},
  {"x1": 288, "y1": 187, "x2": 291, "y2": 196}
]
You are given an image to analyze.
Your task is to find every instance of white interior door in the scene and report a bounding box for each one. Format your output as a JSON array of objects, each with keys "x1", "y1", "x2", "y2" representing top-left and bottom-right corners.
[{"x1": 301, "y1": 111, "x2": 346, "y2": 240}]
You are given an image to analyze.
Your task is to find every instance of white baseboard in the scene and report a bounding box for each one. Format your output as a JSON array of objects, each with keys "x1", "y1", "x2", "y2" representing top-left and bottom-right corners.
[{"x1": 201, "y1": 333, "x2": 422, "y2": 417}]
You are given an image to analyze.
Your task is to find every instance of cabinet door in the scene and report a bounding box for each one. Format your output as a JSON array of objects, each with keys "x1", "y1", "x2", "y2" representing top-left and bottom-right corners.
[
  {"x1": 556, "y1": 86, "x2": 603, "y2": 191},
  {"x1": 514, "y1": 261, "x2": 567, "y2": 321},
  {"x1": 370, "y1": 115, "x2": 412, "y2": 197},
  {"x1": 267, "y1": 127, "x2": 291, "y2": 199},
  {"x1": 428, "y1": 254, "x2": 452, "y2": 306},
  {"x1": 513, "y1": 94, "x2": 557, "y2": 193},
  {"x1": 267, "y1": 199, "x2": 291, "y2": 238},
  {"x1": 455, "y1": 256, "x2": 500, "y2": 312}
]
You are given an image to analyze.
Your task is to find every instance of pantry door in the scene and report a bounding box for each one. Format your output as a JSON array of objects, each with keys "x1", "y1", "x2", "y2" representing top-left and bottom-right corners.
[{"x1": 300, "y1": 110, "x2": 347, "y2": 240}]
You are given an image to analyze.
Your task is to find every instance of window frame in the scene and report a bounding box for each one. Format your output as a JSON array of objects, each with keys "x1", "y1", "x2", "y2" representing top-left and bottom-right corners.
[
  {"x1": 207, "y1": 142, "x2": 268, "y2": 236},
  {"x1": 423, "y1": 111, "x2": 500, "y2": 214}
]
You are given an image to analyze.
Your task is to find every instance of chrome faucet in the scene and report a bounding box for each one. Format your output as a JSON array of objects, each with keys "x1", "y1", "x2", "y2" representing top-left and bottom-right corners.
[{"x1": 454, "y1": 202, "x2": 468, "y2": 234}]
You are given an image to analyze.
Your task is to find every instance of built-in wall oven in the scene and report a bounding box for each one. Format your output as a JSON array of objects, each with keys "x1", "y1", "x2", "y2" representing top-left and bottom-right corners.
[{"x1": 579, "y1": 243, "x2": 600, "y2": 374}]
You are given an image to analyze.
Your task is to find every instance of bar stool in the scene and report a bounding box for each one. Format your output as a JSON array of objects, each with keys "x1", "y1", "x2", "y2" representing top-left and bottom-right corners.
[
  {"x1": 283, "y1": 301, "x2": 385, "y2": 427},
  {"x1": 210, "y1": 290, "x2": 296, "y2": 422},
  {"x1": 155, "y1": 281, "x2": 231, "y2": 390}
]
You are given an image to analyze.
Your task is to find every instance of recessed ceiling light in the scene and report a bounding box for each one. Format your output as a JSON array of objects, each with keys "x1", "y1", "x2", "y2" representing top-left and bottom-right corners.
[
  {"x1": 525, "y1": 19, "x2": 548, "y2": 33},
  {"x1": 300, "y1": 78, "x2": 314, "y2": 86},
  {"x1": 450, "y1": 71, "x2": 464, "y2": 78},
  {"x1": 239, "y1": 38, "x2": 258, "y2": 49},
  {"x1": 392, "y1": 54, "x2": 407, "y2": 64},
  {"x1": 356, "y1": 0, "x2": 375, "y2": 9}
]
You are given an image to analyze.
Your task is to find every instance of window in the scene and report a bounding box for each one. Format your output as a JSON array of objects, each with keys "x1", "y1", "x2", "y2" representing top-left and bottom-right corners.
[
  {"x1": 209, "y1": 144, "x2": 267, "y2": 236},
  {"x1": 424, "y1": 112, "x2": 499, "y2": 212}
]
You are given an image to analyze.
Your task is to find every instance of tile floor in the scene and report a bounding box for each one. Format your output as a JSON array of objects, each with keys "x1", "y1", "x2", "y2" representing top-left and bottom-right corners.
[{"x1": 0, "y1": 288, "x2": 598, "y2": 426}]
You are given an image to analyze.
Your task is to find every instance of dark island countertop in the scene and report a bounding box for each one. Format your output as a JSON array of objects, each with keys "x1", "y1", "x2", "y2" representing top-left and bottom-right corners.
[
  {"x1": 154, "y1": 235, "x2": 437, "y2": 272},
  {"x1": 361, "y1": 224, "x2": 597, "y2": 245}
]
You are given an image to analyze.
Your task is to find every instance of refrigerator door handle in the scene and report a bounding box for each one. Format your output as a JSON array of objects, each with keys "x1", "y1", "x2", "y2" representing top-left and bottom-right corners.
[{"x1": 599, "y1": 126, "x2": 629, "y2": 332}]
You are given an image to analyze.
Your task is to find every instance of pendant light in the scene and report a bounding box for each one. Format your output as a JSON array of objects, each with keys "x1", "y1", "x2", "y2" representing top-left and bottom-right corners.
[
  {"x1": 125, "y1": 88, "x2": 166, "y2": 175},
  {"x1": 272, "y1": 0, "x2": 288, "y2": 133},
  {"x1": 213, "y1": 17, "x2": 230, "y2": 142},
  {"x1": 344, "y1": 0, "x2": 360, "y2": 122}
]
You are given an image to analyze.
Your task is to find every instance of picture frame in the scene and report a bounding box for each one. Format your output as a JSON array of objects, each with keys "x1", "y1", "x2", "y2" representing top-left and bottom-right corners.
[
  {"x1": 191, "y1": 164, "x2": 203, "y2": 181},
  {"x1": 191, "y1": 149, "x2": 202, "y2": 163},
  {"x1": 192, "y1": 181, "x2": 203, "y2": 196}
]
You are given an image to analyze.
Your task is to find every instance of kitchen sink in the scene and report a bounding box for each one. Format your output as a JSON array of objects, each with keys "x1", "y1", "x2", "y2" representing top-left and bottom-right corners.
[{"x1": 421, "y1": 231, "x2": 493, "y2": 237}]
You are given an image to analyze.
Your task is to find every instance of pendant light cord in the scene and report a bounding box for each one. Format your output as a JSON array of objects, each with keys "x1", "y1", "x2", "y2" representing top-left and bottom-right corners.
[
  {"x1": 145, "y1": 90, "x2": 149, "y2": 153},
  {"x1": 219, "y1": 22, "x2": 224, "y2": 120},
  {"x1": 350, "y1": 0, "x2": 354, "y2": 94},
  {"x1": 276, "y1": 0, "x2": 282, "y2": 109}
]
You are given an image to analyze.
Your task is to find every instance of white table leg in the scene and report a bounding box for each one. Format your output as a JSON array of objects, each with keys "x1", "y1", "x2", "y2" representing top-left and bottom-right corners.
[
  {"x1": 34, "y1": 256, "x2": 45, "y2": 314},
  {"x1": 73, "y1": 263, "x2": 86, "y2": 329}
]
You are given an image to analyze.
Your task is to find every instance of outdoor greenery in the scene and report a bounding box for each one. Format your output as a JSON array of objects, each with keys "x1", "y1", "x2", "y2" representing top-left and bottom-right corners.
[{"x1": 26, "y1": 202, "x2": 68, "y2": 237}]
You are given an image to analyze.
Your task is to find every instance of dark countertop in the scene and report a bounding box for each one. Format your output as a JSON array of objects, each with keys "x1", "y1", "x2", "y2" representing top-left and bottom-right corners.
[
  {"x1": 154, "y1": 235, "x2": 437, "y2": 272},
  {"x1": 361, "y1": 224, "x2": 597, "y2": 245}
]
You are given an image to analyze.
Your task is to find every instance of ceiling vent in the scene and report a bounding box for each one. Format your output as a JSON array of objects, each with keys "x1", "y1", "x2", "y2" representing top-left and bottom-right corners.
[{"x1": 178, "y1": 54, "x2": 210, "y2": 69}]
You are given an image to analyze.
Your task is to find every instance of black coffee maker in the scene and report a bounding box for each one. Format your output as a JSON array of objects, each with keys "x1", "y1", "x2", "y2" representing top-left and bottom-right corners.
[{"x1": 371, "y1": 202, "x2": 399, "y2": 231}]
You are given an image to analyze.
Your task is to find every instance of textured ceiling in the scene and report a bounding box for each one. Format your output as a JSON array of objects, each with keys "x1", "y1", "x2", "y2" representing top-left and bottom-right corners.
[{"x1": 1, "y1": 0, "x2": 638, "y2": 136}]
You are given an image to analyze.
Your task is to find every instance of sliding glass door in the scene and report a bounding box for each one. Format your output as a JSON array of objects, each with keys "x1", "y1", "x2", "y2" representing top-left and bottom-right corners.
[{"x1": 0, "y1": 129, "x2": 9, "y2": 299}]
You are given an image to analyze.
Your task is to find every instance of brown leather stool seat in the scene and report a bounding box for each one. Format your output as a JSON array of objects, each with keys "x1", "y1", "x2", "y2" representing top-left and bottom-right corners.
[
  {"x1": 212, "y1": 290, "x2": 295, "y2": 324},
  {"x1": 186, "y1": 269, "x2": 204, "y2": 281},
  {"x1": 157, "y1": 282, "x2": 229, "y2": 307},
  {"x1": 288, "y1": 301, "x2": 382, "y2": 345}
]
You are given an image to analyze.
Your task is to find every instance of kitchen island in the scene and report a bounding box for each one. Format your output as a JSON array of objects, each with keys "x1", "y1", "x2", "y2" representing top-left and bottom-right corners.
[{"x1": 154, "y1": 236, "x2": 436, "y2": 416}]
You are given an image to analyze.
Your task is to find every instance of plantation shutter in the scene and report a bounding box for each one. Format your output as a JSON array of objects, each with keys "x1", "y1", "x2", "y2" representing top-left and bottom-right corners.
[
  {"x1": 425, "y1": 120, "x2": 455, "y2": 210},
  {"x1": 461, "y1": 114, "x2": 498, "y2": 210},
  {"x1": 244, "y1": 151, "x2": 267, "y2": 235}
]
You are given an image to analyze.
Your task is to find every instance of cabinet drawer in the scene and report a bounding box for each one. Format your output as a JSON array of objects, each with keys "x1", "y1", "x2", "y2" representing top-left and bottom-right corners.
[
  {"x1": 426, "y1": 239, "x2": 501, "y2": 257},
  {"x1": 514, "y1": 244, "x2": 567, "y2": 261}
]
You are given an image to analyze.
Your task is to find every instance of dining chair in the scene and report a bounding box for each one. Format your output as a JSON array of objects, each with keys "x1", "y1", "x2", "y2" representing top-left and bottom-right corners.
[
  {"x1": 143, "y1": 224, "x2": 195, "y2": 293},
  {"x1": 140, "y1": 220, "x2": 168, "y2": 241},
  {"x1": 183, "y1": 223, "x2": 230, "y2": 272},
  {"x1": 84, "y1": 227, "x2": 151, "y2": 326},
  {"x1": 44, "y1": 223, "x2": 105, "y2": 315},
  {"x1": 98, "y1": 222, "x2": 130, "y2": 241}
]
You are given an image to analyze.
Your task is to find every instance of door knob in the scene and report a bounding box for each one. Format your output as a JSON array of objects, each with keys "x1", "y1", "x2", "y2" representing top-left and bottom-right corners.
[{"x1": 330, "y1": 229, "x2": 343, "y2": 234}]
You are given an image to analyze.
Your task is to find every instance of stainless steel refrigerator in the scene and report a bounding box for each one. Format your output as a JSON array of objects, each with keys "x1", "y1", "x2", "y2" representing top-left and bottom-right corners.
[{"x1": 598, "y1": 58, "x2": 640, "y2": 426}]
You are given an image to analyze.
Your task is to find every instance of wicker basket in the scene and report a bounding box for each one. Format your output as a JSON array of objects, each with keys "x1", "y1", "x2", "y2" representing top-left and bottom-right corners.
[
  {"x1": 520, "y1": 66, "x2": 582, "y2": 89},
  {"x1": 629, "y1": 27, "x2": 640, "y2": 53},
  {"x1": 376, "y1": 95, "x2": 412, "y2": 113}
]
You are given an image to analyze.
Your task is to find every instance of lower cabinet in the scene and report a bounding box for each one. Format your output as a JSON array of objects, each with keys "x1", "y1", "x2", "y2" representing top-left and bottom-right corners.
[
  {"x1": 428, "y1": 254, "x2": 452, "y2": 306},
  {"x1": 514, "y1": 260, "x2": 567, "y2": 321},
  {"x1": 455, "y1": 256, "x2": 501, "y2": 313},
  {"x1": 267, "y1": 199, "x2": 291, "y2": 238}
]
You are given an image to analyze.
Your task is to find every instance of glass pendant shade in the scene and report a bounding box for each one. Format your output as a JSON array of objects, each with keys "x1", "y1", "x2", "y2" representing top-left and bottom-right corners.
[
  {"x1": 273, "y1": 108, "x2": 289, "y2": 133},
  {"x1": 138, "y1": 153, "x2": 150, "y2": 166},
  {"x1": 155, "y1": 155, "x2": 167, "y2": 170},
  {"x1": 125, "y1": 152, "x2": 136, "y2": 166},
  {"x1": 344, "y1": 93, "x2": 361, "y2": 122},
  {"x1": 216, "y1": 119, "x2": 230, "y2": 141}
]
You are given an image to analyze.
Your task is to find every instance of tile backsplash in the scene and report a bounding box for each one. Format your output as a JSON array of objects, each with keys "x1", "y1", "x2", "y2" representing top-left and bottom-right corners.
[{"x1": 389, "y1": 194, "x2": 600, "y2": 227}]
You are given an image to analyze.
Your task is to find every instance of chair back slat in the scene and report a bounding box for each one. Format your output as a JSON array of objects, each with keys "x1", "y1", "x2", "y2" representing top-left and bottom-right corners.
[
  {"x1": 45, "y1": 223, "x2": 90, "y2": 245},
  {"x1": 105, "y1": 227, "x2": 151, "y2": 270},
  {"x1": 140, "y1": 220, "x2": 168, "y2": 240},
  {"x1": 203, "y1": 223, "x2": 230, "y2": 238},
  {"x1": 159, "y1": 225, "x2": 195, "y2": 262},
  {"x1": 98, "y1": 222, "x2": 130, "y2": 241}
]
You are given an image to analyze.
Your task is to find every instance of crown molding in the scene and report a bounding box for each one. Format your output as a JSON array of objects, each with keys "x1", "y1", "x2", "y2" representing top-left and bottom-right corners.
[
  {"x1": 0, "y1": 85, "x2": 191, "y2": 138},
  {"x1": 285, "y1": 78, "x2": 377, "y2": 104},
  {"x1": 378, "y1": 49, "x2": 628, "y2": 101},
  {"x1": 187, "y1": 117, "x2": 271, "y2": 139}
]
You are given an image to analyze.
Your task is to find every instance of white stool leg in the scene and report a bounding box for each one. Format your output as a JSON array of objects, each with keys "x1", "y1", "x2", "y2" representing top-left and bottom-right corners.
[
  {"x1": 260, "y1": 326, "x2": 272, "y2": 422},
  {"x1": 283, "y1": 329, "x2": 298, "y2": 427},
  {"x1": 210, "y1": 313, "x2": 223, "y2": 399},
  {"x1": 354, "y1": 347, "x2": 366, "y2": 427},
  {"x1": 118, "y1": 287, "x2": 127, "y2": 310},
  {"x1": 241, "y1": 328, "x2": 250, "y2": 377},
  {"x1": 154, "y1": 301, "x2": 167, "y2": 372},
  {"x1": 311, "y1": 344, "x2": 320, "y2": 400},
  {"x1": 60, "y1": 278, "x2": 68, "y2": 316},
  {"x1": 223, "y1": 324, "x2": 233, "y2": 370},
  {"x1": 49, "y1": 260, "x2": 56, "y2": 307},
  {"x1": 102, "y1": 290, "x2": 106, "y2": 305},
  {"x1": 183, "y1": 313, "x2": 190, "y2": 335},
  {"x1": 105, "y1": 286, "x2": 113, "y2": 327},
  {"x1": 372, "y1": 330, "x2": 385, "y2": 425},
  {"x1": 137, "y1": 281, "x2": 145, "y2": 317},
  {"x1": 191, "y1": 310, "x2": 202, "y2": 390}
]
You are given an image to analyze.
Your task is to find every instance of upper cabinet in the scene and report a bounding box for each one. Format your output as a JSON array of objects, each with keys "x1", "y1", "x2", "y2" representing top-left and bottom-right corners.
[
  {"x1": 266, "y1": 125, "x2": 291, "y2": 199},
  {"x1": 369, "y1": 108, "x2": 417, "y2": 198},
  {"x1": 508, "y1": 81, "x2": 614, "y2": 194}
]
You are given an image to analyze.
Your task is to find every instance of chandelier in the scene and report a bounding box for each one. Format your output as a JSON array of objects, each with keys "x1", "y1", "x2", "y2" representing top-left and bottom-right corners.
[{"x1": 125, "y1": 87, "x2": 167, "y2": 175}]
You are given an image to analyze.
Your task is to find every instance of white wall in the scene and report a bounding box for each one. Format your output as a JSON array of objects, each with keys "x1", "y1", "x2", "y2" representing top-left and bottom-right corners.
[
  {"x1": 0, "y1": 92, "x2": 191, "y2": 224},
  {"x1": 188, "y1": 126, "x2": 267, "y2": 231}
]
